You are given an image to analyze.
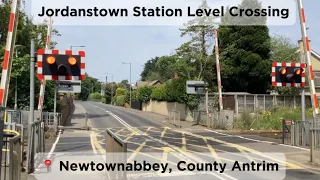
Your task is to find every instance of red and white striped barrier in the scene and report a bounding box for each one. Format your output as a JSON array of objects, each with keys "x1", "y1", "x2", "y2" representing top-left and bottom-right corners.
[
  {"x1": 0, "y1": 0, "x2": 19, "y2": 107},
  {"x1": 38, "y1": 17, "x2": 52, "y2": 110},
  {"x1": 298, "y1": 0, "x2": 319, "y2": 115}
]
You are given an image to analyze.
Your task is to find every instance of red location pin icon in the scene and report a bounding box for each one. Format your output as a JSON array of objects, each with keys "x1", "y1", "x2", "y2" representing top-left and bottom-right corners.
[{"x1": 44, "y1": 159, "x2": 52, "y2": 167}]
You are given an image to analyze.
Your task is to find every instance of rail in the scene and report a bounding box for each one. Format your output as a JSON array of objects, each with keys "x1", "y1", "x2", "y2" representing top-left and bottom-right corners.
[
  {"x1": 26, "y1": 120, "x2": 45, "y2": 174},
  {"x1": 168, "y1": 110, "x2": 181, "y2": 128},
  {"x1": 2, "y1": 132, "x2": 21, "y2": 180},
  {"x1": 2, "y1": 123, "x2": 25, "y2": 170},
  {"x1": 105, "y1": 128, "x2": 127, "y2": 180},
  {"x1": 42, "y1": 112, "x2": 61, "y2": 133}
]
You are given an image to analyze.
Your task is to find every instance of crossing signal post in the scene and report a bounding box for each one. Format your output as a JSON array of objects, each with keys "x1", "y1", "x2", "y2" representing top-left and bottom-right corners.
[
  {"x1": 37, "y1": 49, "x2": 86, "y2": 80},
  {"x1": 36, "y1": 49, "x2": 86, "y2": 133},
  {"x1": 272, "y1": 62, "x2": 305, "y2": 87}
]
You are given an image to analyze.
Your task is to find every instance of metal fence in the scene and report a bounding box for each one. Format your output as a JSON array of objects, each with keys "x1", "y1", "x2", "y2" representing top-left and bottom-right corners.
[
  {"x1": 168, "y1": 110, "x2": 181, "y2": 128},
  {"x1": 310, "y1": 121, "x2": 320, "y2": 165},
  {"x1": 284, "y1": 120, "x2": 320, "y2": 165},
  {"x1": 199, "y1": 93, "x2": 313, "y2": 114},
  {"x1": 4, "y1": 110, "x2": 21, "y2": 124},
  {"x1": 193, "y1": 110, "x2": 234, "y2": 129},
  {"x1": 3, "y1": 123, "x2": 25, "y2": 167},
  {"x1": 26, "y1": 120, "x2": 45, "y2": 174},
  {"x1": 106, "y1": 128, "x2": 127, "y2": 180},
  {"x1": 42, "y1": 112, "x2": 61, "y2": 133}
]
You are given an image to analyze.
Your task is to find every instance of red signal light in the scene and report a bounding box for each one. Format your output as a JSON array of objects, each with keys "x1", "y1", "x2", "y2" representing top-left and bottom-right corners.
[{"x1": 279, "y1": 68, "x2": 287, "y2": 75}]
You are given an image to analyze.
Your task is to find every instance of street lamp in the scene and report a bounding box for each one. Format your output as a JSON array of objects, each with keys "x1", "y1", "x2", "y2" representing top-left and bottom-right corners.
[
  {"x1": 14, "y1": 45, "x2": 23, "y2": 110},
  {"x1": 106, "y1": 73, "x2": 114, "y2": 104},
  {"x1": 70, "y1": 45, "x2": 85, "y2": 50},
  {"x1": 14, "y1": 45, "x2": 22, "y2": 57},
  {"x1": 122, "y1": 62, "x2": 132, "y2": 107}
]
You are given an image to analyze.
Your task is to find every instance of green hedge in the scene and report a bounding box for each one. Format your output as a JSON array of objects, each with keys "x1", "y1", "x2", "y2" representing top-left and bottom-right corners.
[
  {"x1": 88, "y1": 92, "x2": 101, "y2": 100},
  {"x1": 137, "y1": 86, "x2": 153, "y2": 102},
  {"x1": 151, "y1": 84, "x2": 167, "y2": 101},
  {"x1": 138, "y1": 78, "x2": 200, "y2": 111}
]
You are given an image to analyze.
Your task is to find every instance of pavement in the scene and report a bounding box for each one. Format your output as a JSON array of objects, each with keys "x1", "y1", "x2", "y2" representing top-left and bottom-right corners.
[{"x1": 25, "y1": 101, "x2": 320, "y2": 179}]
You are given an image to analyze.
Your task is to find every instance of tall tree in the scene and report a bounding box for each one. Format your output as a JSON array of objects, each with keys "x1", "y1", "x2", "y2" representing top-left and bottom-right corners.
[
  {"x1": 177, "y1": 0, "x2": 217, "y2": 80},
  {"x1": 269, "y1": 35, "x2": 300, "y2": 95},
  {"x1": 140, "y1": 57, "x2": 159, "y2": 81},
  {"x1": 219, "y1": 0, "x2": 271, "y2": 93}
]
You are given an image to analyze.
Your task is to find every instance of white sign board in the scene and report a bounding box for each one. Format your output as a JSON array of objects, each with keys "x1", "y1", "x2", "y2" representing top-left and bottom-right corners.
[{"x1": 58, "y1": 80, "x2": 81, "y2": 93}]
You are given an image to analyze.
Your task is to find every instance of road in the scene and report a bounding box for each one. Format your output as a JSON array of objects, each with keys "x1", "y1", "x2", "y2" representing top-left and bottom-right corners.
[{"x1": 77, "y1": 101, "x2": 320, "y2": 180}]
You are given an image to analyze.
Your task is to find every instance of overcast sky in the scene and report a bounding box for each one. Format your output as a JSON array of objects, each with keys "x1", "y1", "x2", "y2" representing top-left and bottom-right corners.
[{"x1": 21, "y1": 0, "x2": 320, "y2": 83}]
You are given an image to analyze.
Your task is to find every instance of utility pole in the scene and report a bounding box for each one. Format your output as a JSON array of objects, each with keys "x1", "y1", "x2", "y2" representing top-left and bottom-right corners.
[
  {"x1": 53, "y1": 83, "x2": 57, "y2": 131},
  {"x1": 205, "y1": 83, "x2": 208, "y2": 114},
  {"x1": 129, "y1": 63, "x2": 132, "y2": 107},
  {"x1": 27, "y1": 39, "x2": 35, "y2": 172},
  {"x1": 214, "y1": 29, "x2": 223, "y2": 111},
  {"x1": 14, "y1": 78, "x2": 17, "y2": 110}
]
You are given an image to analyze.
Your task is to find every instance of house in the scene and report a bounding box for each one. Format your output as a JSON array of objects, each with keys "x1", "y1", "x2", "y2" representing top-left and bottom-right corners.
[
  {"x1": 297, "y1": 40, "x2": 320, "y2": 96},
  {"x1": 135, "y1": 80, "x2": 162, "y2": 89}
]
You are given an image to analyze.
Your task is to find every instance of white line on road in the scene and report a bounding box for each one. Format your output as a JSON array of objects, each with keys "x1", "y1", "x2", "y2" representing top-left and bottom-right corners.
[
  {"x1": 48, "y1": 131, "x2": 61, "y2": 158},
  {"x1": 204, "y1": 129, "x2": 310, "y2": 151},
  {"x1": 90, "y1": 103, "x2": 236, "y2": 180},
  {"x1": 34, "y1": 131, "x2": 61, "y2": 172}
]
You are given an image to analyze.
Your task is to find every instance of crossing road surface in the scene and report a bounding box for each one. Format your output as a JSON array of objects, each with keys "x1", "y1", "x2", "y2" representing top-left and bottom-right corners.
[{"x1": 80, "y1": 101, "x2": 320, "y2": 180}]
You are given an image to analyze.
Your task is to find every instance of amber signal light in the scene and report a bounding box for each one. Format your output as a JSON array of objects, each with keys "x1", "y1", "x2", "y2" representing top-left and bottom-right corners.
[
  {"x1": 46, "y1": 56, "x2": 55, "y2": 64},
  {"x1": 68, "y1": 57, "x2": 77, "y2": 65}
]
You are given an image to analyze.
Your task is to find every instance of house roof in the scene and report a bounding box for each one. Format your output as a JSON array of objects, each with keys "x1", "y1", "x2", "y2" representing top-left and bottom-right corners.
[
  {"x1": 312, "y1": 49, "x2": 320, "y2": 59},
  {"x1": 136, "y1": 80, "x2": 161, "y2": 88},
  {"x1": 297, "y1": 49, "x2": 320, "y2": 60},
  {"x1": 148, "y1": 80, "x2": 160, "y2": 86}
]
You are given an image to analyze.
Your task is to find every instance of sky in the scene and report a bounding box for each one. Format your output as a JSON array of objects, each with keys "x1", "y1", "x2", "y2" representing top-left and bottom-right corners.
[{"x1": 23, "y1": 0, "x2": 320, "y2": 83}]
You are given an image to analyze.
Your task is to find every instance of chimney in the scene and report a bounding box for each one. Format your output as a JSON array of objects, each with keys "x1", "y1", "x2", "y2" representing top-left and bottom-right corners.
[
  {"x1": 298, "y1": 39, "x2": 311, "y2": 55},
  {"x1": 174, "y1": 72, "x2": 179, "y2": 79}
]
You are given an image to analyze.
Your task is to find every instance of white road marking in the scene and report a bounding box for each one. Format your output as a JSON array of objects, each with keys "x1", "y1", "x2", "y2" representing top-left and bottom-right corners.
[
  {"x1": 89, "y1": 103, "x2": 236, "y2": 180},
  {"x1": 48, "y1": 131, "x2": 61, "y2": 158},
  {"x1": 204, "y1": 129, "x2": 310, "y2": 151},
  {"x1": 34, "y1": 131, "x2": 61, "y2": 172}
]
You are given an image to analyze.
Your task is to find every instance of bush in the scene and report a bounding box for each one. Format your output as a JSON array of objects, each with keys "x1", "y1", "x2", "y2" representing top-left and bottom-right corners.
[
  {"x1": 116, "y1": 88, "x2": 126, "y2": 96},
  {"x1": 151, "y1": 84, "x2": 168, "y2": 101},
  {"x1": 101, "y1": 97, "x2": 106, "y2": 103},
  {"x1": 88, "y1": 92, "x2": 101, "y2": 100},
  {"x1": 116, "y1": 95, "x2": 126, "y2": 106},
  {"x1": 138, "y1": 86, "x2": 153, "y2": 102},
  {"x1": 234, "y1": 107, "x2": 312, "y2": 130}
]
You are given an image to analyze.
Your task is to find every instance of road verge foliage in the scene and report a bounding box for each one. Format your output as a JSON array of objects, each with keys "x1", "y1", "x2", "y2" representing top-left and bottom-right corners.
[{"x1": 234, "y1": 107, "x2": 313, "y2": 130}]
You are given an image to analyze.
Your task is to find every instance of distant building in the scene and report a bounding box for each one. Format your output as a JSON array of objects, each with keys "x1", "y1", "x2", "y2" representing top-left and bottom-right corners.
[
  {"x1": 135, "y1": 80, "x2": 162, "y2": 89},
  {"x1": 297, "y1": 40, "x2": 320, "y2": 96}
]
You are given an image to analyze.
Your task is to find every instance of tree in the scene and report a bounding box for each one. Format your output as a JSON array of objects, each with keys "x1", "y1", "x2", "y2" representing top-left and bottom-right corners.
[
  {"x1": 219, "y1": 0, "x2": 271, "y2": 93},
  {"x1": 140, "y1": 57, "x2": 159, "y2": 81},
  {"x1": 269, "y1": 34, "x2": 300, "y2": 95},
  {"x1": 177, "y1": 0, "x2": 217, "y2": 80},
  {"x1": 77, "y1": 74, "x2": 102, "y2": 100},
  {"x1": 1, "y1": 2, "x2": 60, "y2": 110}
]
